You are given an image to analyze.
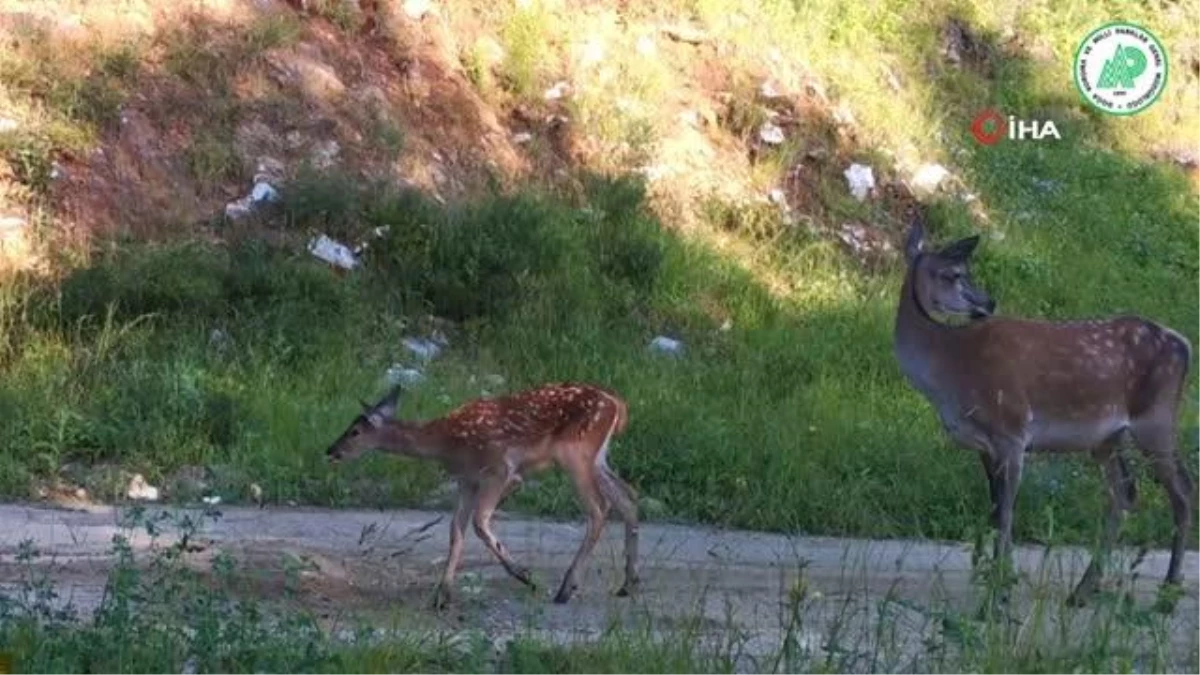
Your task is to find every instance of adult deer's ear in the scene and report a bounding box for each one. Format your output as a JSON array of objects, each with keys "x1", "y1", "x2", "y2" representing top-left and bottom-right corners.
[
  {"x1": 904, "y1": 220, "x2": 926, "y2": 264},
  {"x1": 938, "y1": 235, "x2": 980, "y2": 262}
]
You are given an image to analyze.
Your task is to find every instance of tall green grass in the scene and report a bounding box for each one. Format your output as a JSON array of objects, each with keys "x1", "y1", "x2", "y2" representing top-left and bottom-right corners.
[{"x1": 0, "y1": 161, "x2": 1194, "y2": 550}]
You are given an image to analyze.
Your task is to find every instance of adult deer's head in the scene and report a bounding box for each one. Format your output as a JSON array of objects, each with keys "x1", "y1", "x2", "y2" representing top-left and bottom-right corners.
[
  {"x1": 904, "y1": 222, "x2": 996, "y2": 320},
  {"x1": 326, "y1": 385, "x2": 402, "y2": 463}
]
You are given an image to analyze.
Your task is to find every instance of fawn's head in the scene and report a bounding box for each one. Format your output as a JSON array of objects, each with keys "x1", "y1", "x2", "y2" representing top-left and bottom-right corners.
[
  {"x1": 326, "y1": 385, "x2": 405, "y2": 463},
  {"x1": 904, "y1": 222, "x2": 995, "y2": 320}
]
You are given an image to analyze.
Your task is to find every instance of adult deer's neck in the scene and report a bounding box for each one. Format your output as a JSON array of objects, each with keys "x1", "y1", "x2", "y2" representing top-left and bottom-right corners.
[{"x1": 894, "y1": 260, "x2": 958, "y2": 392}]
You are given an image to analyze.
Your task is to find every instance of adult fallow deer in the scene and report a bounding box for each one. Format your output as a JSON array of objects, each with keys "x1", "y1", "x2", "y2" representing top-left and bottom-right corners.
[
  {"x1": 894, "y1": 220, "x2": 1193, "y2": 605},
  {"x1": 326, "y1": 382, "x2": 640, "y2": 607}
]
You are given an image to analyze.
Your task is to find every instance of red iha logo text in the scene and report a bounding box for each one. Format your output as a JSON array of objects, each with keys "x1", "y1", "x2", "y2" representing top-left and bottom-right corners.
[{"x1": 971, "y1": 109, "x2": 1061, "y2": 145}]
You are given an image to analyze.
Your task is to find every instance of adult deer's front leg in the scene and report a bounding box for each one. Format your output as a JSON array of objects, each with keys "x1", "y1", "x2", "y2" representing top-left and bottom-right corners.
[
  {"x1": 984, "y1": 444, "x2": 1025, "y2": 611},
  {"x1": 993, "y1": 447, "x2": 1025, "y2": 565},
  {"x1": 979, "y1": 452, "x2": 1001, "y2": 529}
]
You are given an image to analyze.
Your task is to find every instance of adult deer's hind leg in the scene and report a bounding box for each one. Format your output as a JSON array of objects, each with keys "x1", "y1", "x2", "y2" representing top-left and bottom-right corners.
[
  {"x1": 1130, "y1": 416, "x2": 1193, "y2": 589},
  {"x1": 1068, "y1": 433, "x2": 1135, "y2": 606}
]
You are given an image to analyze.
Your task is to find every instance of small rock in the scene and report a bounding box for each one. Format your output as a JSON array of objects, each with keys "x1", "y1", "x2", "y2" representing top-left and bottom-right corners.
[
  {"x1": 833, "y1": 105, "x2": 856, "y2": 127},
  {"x1": 678, "y1": 110, "x2": 703, "y2": 128},
  {"x1": 543, "y1": 81, "x2": 571, "y2": 101},
  {"x1": 402, "y1": 337, "x2": 442, "y2": 361},
  {"x1": 127, "y1": 474, "x2": 160, "y2": 502},
  {"x1": 0, "y1": 117, "x2": 18, "y2": 133},
  {"x1": 648, "y1": 335, "x2": 684, "y2": 357},
  {"x1": 758, "y1": 121, "x2": 786, "y2": 145},
  {"x1": 308, "y1": 234, "x2": 360, "y2": 270},
  {"x1": 637, "y1": 165, "x2": 670, "y2": 181},
  {"x1": 0, "y1": 216, "x2": 27, "y2": 233},
  {"x1": 311, "y1": 139, "x2": 341, "y2": 170},
  {"x1": 224, "y1": 198, "x2": 254, "y2": 221},
  {"x1": 843, "y1": 163, "x2": 875, "y2": 201},
  {"x1": 386, "y1": 364, "x2": 425, "y2": 386},
  {"x1": 579, "y1": 37, "x2": 606, "y2": 67},
  {"x1": 838, "y1": 222, "x2": 893, "y2": 257},
  {"x1": 886, "y1": 70, "x2": 903, "y2": 92},
  {"x1": 74, "y1": 487, "x2": 87, "y2": 500},
  {"x1": 254, "y1": 156, "x2": 286, "y2": 184},
  {"x1": 759, "y1": 79, "x2": 783, "y2": 100},
  {"x1": 910, "y1": 163, "x2": 950, "y2": 196},
  {"x1": 402, "y1": 0, "x2": 433, "y2": 19},
  {"x1": 250, "y1": 181, "x2": 279, "y2": 203},
  {"x1": 804, "y1": 79, "x2": 827, "y2": 103},
  {"x1": 661, "y1": 24, "x2": 709, "y2": 45},
  {"x1": 1166, "y1": 149, "x2": 1198, "y2": 169},
  {"x1": 768, "y1": 188, "x2": 788, "y2": 208},
  {"x1": 512, "y1": 131, "x2": 533, "y2": 144}
]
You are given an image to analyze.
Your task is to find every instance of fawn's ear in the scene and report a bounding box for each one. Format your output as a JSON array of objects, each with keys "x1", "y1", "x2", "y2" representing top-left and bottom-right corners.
[
  {"x1": 365, "y1": 385, "x2": 402, "y2": 426},
  {"x1": 904, "y1": 220, "x2": 926, "y2": 264}
]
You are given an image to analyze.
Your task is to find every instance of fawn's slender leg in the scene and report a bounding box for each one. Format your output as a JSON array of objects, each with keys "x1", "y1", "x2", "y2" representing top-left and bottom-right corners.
[
  {"x1": 554, "y1": 464, "x2": 608, "y2": 604},
  {"x1": 598, "y1": 467, "x2": 639, "y2": 596},
  {"x1": 434, "y1": 482, "x2": 477, "y2": 608},
  {"x1": 472, "y1": 473, "x2": 534, "y2": 587}
]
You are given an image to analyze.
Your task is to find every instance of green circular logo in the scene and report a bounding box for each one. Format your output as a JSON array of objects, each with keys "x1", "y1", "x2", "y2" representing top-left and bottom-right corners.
[{"x1": 1074, "y1": 22, "x2": 1168, "y2": 116}]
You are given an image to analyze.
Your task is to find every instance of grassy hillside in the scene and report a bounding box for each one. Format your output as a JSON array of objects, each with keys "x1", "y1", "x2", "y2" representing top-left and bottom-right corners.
[{"x1": 0, "y1": 0, "x2": 1196, "y2": 554}]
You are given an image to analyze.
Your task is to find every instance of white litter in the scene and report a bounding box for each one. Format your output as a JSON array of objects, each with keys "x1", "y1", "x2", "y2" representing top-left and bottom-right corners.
[
  {"x1": 308, "y1": 234, "x2": 361, "y2": 270},
  {"x1": 843, "y1": 163, "x2": 875, "y2": 201}
]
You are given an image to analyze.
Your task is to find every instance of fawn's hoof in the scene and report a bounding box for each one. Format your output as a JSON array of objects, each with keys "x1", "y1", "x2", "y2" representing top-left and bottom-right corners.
[
  {"x1": 431, "y1": 585, "x2": 454, "y2": 610},
  {"x1": 512, "y1": 566, "x2": 536, "y2": 588},
  {"x1": 615, "y1": 577, "x2": 640, "y2": 597},
  {"x1": 553, "y1": 583, "x2": 577, "y2": 604}
]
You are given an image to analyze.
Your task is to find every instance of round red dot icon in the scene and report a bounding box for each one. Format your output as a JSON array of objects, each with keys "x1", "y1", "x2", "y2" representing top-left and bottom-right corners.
[{"x1": 971, "y1": 109, "x2": 1007, "y2": 145}]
